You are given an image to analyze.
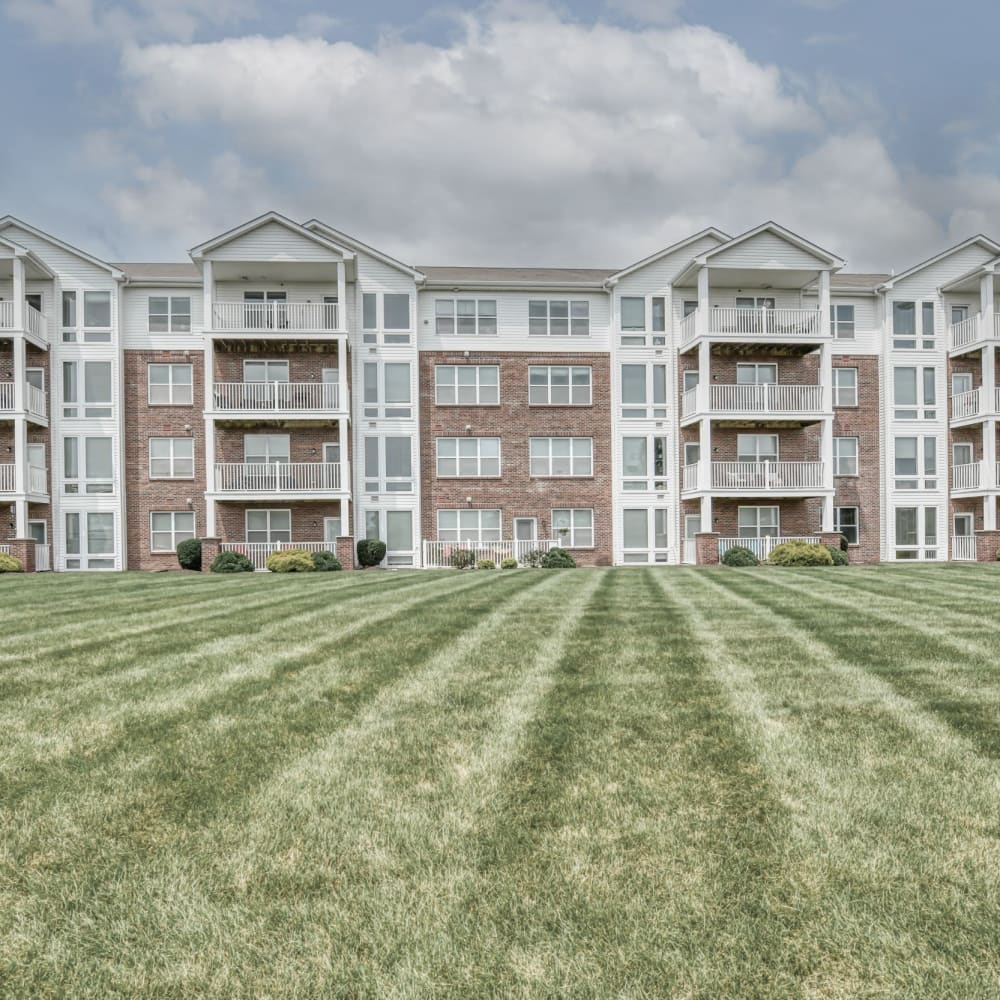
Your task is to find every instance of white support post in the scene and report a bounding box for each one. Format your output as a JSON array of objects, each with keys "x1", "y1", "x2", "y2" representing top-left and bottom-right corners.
[
  {"x1": 11, "y1": 334, "x2": 25, "y2": 414},
  {"x1": 820, "y1": 415, "x2": 834, "y2": 526},
  {"x1": 204, "y1": 416, "x2": 216, "y2": 528},
  {"x1": 336, "y1": 260, "x2": 346, "y2": 331},
  {"x1": 696, "y1": 266, "x2": 709, "y2": 338},
  {"x1": 822, "y1": 494, "x2": 835, "y2": 534},
  {"x1": 338, "y1": 335, "x2": 347, "y2": 411},
  {"x1": 11, "y1": 256, "x2": 24, "y2": 331},
  {"x1": 202, "y1": 259, "x2": 214, "y2": 332},
  {"x1": 205, "y1": 495, "x2": 216, "y2": 538},
  {"x1": 980, "y1": 268, "x2": 994, "y2": 336},
  {"x1": 14, "y1": 498, "x2": 27, "y2": 537},
  {"x1": 818, "y1": 268, "x2": 831, "y2": 339},
  {"x1": 700, "y1": 493, "x2": 713, "y2": 533},
  {"x1": 13, "y1": 416, "x2": 26, "y2": 501},
  {"x1": 337, "y1": 414, "x2": 348, "y2": 487}
]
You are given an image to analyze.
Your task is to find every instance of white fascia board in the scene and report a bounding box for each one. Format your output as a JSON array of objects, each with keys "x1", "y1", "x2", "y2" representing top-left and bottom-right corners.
[
  {"x1": 188, "y1": 211, "x2": 355, "y2": 260},
  {"x1": 0, "y1": 216, "x2": 123, "y2": 279},
  {"x1": 879, "y1": 235, "x2": 1000, "y2": 290},
  {"x1": 303, "y1": 219, "x2": 421, "y2": 280},
  {"x1": 701, "y1": 220, "x2": 846, "y2": 268},
  {"x1": 606, "y1": 227, "x2": 732, "y2": 285}
]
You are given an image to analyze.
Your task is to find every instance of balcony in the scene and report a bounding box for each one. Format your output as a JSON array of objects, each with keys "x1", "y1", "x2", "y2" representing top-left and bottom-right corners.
[
  {"x1": 949, "y1": 313, "x2": 1000, "y2": 355},
  {"x1": 213, "y1": 461, "x2": 347, "y2": 497},
  {"x1": 0, "y1": 463, "x2": 47, "y2": 496},
  {"x1": 680, "y1": 306, "x2": 825, "y2": 349},
  {"x1": 682, "y1": 383, "x2": 827, "y2": 423},
  {"x1": 220, "y1": 540, "x2": 338, "y2": 572},
  {"x1": 950, "y1": 387, "x2": 1000, "y2": 425},
  {"x1": 951, "y1": 461, "x2": 1000, "y2": 494},
  {"x1": 212, "y1": 381, "x2": 345, "y2": 415},
  {"x1": 683, "y1": 460, "x2": 827, "y2": 496},
  {"x1": 0, "y1": 300, "x2": 48, "y2": 344},
  {"x1": 209, "y1": 301, "x2": 341, "y2": 335},
  {"x1": 718, "y1": 535, "x2": 820, "y2": 562},
  {"x1": 0, "y1": 382, "x2": 49, "y2": 423}
]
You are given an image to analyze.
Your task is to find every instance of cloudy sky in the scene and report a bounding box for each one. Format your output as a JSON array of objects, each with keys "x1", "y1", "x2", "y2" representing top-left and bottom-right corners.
[{"x1": 1, "y1": 0, "x2": 998, "y2": 271}]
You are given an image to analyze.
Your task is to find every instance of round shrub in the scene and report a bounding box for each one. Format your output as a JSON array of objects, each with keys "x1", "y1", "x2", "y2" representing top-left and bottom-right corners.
[
  {"x1": 0, "y1": 552, "x2": 24, "y2": 573},
  {"x1": 768, "y1": 541, "x2": 834, "y2": 567},
  {"x1": 449, "y1": 549, "x2": 475, "y2": 570},
  {"x1": 825, "y1": 544, "x2": 849, "y2": 566},
  {"x1": 500, "y1": 557, "x2": 518, "y2": 569},
  {"x1": 266, "y1": 548, "x2": 316, "y2": 573},
  {"x1": 311, "y1": 550, "x2": 342, "y2": 572},
  {"x1": 210, "y1": 550, "x2": 254, "y2": 574},
  {"x1": 356, "y1": 539, "x2": 387, "y2": 568},
  {"x1": 839, "y1": 533, "x2": 850, "y2": 553},
  {"x1": 540, "y1": 547, "x2": 576, "y2": 569},
  {"x1": 476, "y1": 558, "x2": 496, "y2": 570},
  {"x1": 521, "y1": 548, "x2": 546, "y2": 568},
  {"x1": 721, "y1": 545, "x2": 759, "y2": 567},
  {"x1": 176, "y1": 537, "x2": 202, "y2": 571}
]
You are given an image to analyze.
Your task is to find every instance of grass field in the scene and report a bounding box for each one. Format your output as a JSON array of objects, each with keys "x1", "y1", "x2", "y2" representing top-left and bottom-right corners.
[{"x1": 1, "y1": 565, "x2": 999, "y2": 998}]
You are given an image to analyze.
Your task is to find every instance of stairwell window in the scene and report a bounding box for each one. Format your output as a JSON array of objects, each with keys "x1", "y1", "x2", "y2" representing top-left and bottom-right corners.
[
  {"x1": 435, "y1": 365, "x2": 499, "y2": 405},
  {"x1": 149, "y1": 437, "x2": 194, "y2": 479},
  {"x1": 893, "y1": 366, "x2": 936, "y2": 419},
  {"x1": 529, "y1": 437, "x2": 592, "y2": 477},
  {"x1": 148, "y1": 364, "x2": 193, "y2": 405},
  {"x1": 63, "y1": 361, "x2": 112, "y2": 418},
  {"x1": 435, "y1": 299, "x2": 498, "y2": 336},
  {"x1": 65, "y1": 511, "x2": 115, "y2": 570},
  {"x1": 551, "y1": 508, "x2": 593, "y2": 548},
  {"x1": 621, "y1": 297, "x2": 645, "y2": 331},
  {"x1": 62, "y1": 291, "x2": 77, "y2": 341},
  {"x1": 621, "y1": 363, "x2": 667, "y2": 419},
  {"x1": 148, "y1": 296, "x2": 191, "y2": 333},
  {"x1": 830, "y1": 304, "x2": 855, "y2": 339},
  {"x1": 529, "y1": 300, "x2": 589, "y2": 336},
  {"x1": 622, "y1": 435, "x2": 668, "y2": 491},
  {"x1": 436, "y1": 437, "x2": 501, "y2": 478},
  {"x1": 364, "y1": 362, "x2": 412, "y2": 418},
  {"x1": 894, "y1": 505, "x2": 938, "y2": 560},
  {"x1": 437, "y1": 509, "x2": 501, "y2": 542},
  {"x1": 832, "y1": 368, "x2": 857, "y2": 406},
  {"x1": 833, "y1": 437, "x2": 858, "y2": 476},
  {"x1": 834, "y1": 507, "x2": 859, "y2": 546},
  {"x1": 893, "y1": 301, "x2": 935, "y2": 350},
  {"x1": 894, "y1": 436, "x2": 937, "y2": 490},
  {"x1": 150, "y1": 511, "x2": 195, "y2": 553},
  {"x1": 63, "y1": 436, "x2": 114, "y2": 494}
]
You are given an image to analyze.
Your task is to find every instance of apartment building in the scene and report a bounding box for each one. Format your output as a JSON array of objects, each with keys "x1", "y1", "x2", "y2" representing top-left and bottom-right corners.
[{"x1": 2, "y1": 211, "x2": 999, "y2": 571}]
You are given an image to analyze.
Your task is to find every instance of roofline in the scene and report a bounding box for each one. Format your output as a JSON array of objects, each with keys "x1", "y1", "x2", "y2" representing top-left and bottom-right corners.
[
  {"x1": 422, "y1": 277, "x2": 610, "y2": 291},
  {"x1": 606, "y1": 227, "x2": 732, "y2": 284},
  {"x1": 303, "y1": 218, "x2": 424, "y2": 280},
  {"x1": 0, "y1": 216, "x2": 123, "y2": 279},
  {"x1": 188, "y1": 211, "x2": 356, "y2": 260},
  {"x1": 122, "y1": 276, "x2": 203, "y2": 287},
  {"x1": 879, "y1": 235, "x2": 1000, "y2": 290},
  {"x1": 697, "y1": 220, "x2": 846, "y2": 269},
  {"x1": 0, "y1": 233, "x2": 57, "y2": 279},
  {"x1": 938, "y1": 254, "x2": 1000, "y2": 293}
]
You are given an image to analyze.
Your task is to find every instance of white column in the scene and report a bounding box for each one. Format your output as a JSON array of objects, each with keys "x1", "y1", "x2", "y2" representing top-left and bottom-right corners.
[
  {"x1": 336, "y1": 260, "x2": 346, "y2": 331},
  {"x1": 11, "y1": 256, "x2": 24, "y2": 331},
  {"x1": 980, "y1": 268, "x2": 994, "y2": 336},
  {"x1": 338, "y1": 335, "x2": 347, "y2": 410},
  {"x1": 205, "y1": 495, "x2": 216, "y2": 538},
  {"x1": 820, "y1": 414, "x2": 834, "y2": 530},
  {"x1": 822, "y1": 494, "x2": 835, "y2": 533},
  {"x1": 202, "y1": 259, "x2": 214, "y2": 331},
  {"x1": 696, "y1": 266, "x2": 709, "y2": 338},
  {"x1": 818, "y1": 268, "x2": 831, "y2": 339},
  {"x1": 337, "y1": 415, "x2": 348, "y2": 489},
  {"x1": 699, "y1": 493, "x2": 712, "y2": 533},
  {"x1": 13, "y1": 415, "x2": 27, "y2": 503},
  {"x1": 14, "y1": 497, "x2": 27, "y2": 537},
  {"x1": 11, "y1": 334, "x2": 25, "y2": 414}
]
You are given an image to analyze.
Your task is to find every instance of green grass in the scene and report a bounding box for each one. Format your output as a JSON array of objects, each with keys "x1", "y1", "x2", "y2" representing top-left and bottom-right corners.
[{"x1": 2, "y1": 565, "x2": 999, "y2": 998}]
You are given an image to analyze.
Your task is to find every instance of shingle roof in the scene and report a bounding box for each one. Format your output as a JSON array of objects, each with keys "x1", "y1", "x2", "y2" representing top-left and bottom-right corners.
[{"x1": 419, "y1": 265, "x2": 618, "y2": 287}]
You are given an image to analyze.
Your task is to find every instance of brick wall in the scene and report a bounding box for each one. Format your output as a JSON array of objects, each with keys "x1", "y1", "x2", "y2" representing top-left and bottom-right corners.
[
  {"x1": 215, "y1": 500, "x2": 344, "y2": 543},
  {"x1": 418, "y1": 350, "x2": 613, "y2": 566},
  {"x1": 213, "y1": 344, "x2": 343, "y2": 382}
]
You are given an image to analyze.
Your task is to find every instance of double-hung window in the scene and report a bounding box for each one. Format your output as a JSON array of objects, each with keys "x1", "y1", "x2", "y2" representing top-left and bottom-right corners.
[
  {"x1": 434, "y1": 299, "x2": 497, "y2": 336},
  {"x1": 363, "y1": 362, "x2": 412, "y2": 418},
  {"x1": 893, "y1": 366, "x2": 936, "y2": 419},
  {"x1": 737, "y1": 434, "x2": 779, "y2": 463},
  {"x1": 148, "y1": 296, "x2": 191, "y2": 333},
  {"x1": 551, "y1": 508, "x2": 593, "y2": 547},
  {"x1": 437, "y1": 509, "x2": 501, "y2": 542},
  {"x1": 738, "y1": 506, "x2": 779, "y2": 538},
  {"x1": 63, "y1": 361, "x2": 112, "y2": 418},
  {"x1": 529, "y1": 366, "x2": 591, "y2": 405},
  {"x1": 434, "y1": 365, "x2": 499, "y2": 405},
  {"x1": 363, "y1": 435, "x2": 413, "y2": 492},
  {"x1": 830, "y1": 304, "x2": 855, "y2": 339},
  {"x1": 620, "y1": 363, "x2": 667, "y2": 419},
  {"x1": 834, "y1": 507, "x2": 859, "y2": 546},
  {"x1": 246, "y1": 509, "x2": 291, "y2": 543},
  {"x1": 150, "y1": 511, "x2": 195, "y2": 552},
  {"x1": 63, "y1": 436, "x2": 113, "y2": 493},
  {"x1": 529, "y1": 299, "x2": 590, "y2": 336},
  {"x1": 894, "y1": 436, "x2": 937, "y2": 490},
  {"x1": 436, "y1": 437, "x2": 501, "y2": 477},
  {"x1": 832, "y1": 368, "x2": 857, "y2": 406},
  {"x1": 622, "y1": 435, "x2": 668, "y2": 491},
  {"x1": 245, "y1": 434, "x2": 290, "y2": 465},
  {"x1": 833, "y1": 437, "x2": 858, "y2": 476},
  {"x1": 148, "y1": 363, "x2": 193, "y2": 405},
  {"x1": 529, "y1": 437, "x2": 593, "y2": 477},
  {"x1": 736, "y1": 363, "x2": 777, "y2": 385},
  {"x1": 149, "y1": 437, "x2": 194, "y2": 479},
  {"x1": 893, "y1": 301, "x2": 935, "y2": 349}
]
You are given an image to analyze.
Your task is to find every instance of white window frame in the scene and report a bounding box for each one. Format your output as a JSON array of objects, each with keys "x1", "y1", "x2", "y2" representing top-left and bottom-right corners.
[
  {"x1": 529, "y1": 437, "x2": 593, "y2": 478},
  {"x1": 148, "y1": 363, "x2": 193, "y2": 406},
  {"x1": 79, "y1": 290, "x2": 112, "y2": 342},
  {"x1": 244, "y1": 433, "x2": 290, "y2": 465},
  {"x1": 622, "y1": 434, "x2": 668, "y2": 492},
  {"x1": 893, "y1": 366, "x2": 936, "y2": 420},
  {"x1": 833, "y1": 436, "x2": 858, "y2": 476},
  {"x1": 830, "y1": 303, "x2": 855, "y2": 339},
  {"x1": 892, "y1": 300, "x2": 935, "y2": 350},
  {"x1": 834, "y1": 506, "x2": 859, "y2": 546},
  {"x1": 620, "y1": 363, "x2": 668, "y2": 419},
  {"x1": 150, "y1": 511, "x2": 196, "y2": 553},
  {"x1": 148, "y1": 295, "x2": 192, "y2": 333},
  {"x1": 434, "y1": 365, "x2": 500, "y2": 406},
  {"x1": 63, "y1": 360, "x2": 113, "y2": 418},
  {"x1": 63, "y1": 436, "x2": 114, "y2": 494},
  {"x1": 620, "y1": 295, "x2": 667, "y2": 346},
  {"x1": 364, "y1": 434, "x2": 414, "y2": 492},
  {"x1": 528, "y1": 299, "x2": 590, "y2": 337},
  {"x1": 551, "y1": 508, "x2": 594, "y2": 548},
  {"x1": 528, "y1": 365, "x2": 592, "y2": 406},
  {"x1": 893, "y1": 505, "x2": 939, "y2": 560},
  {"x1": 363, "y1": 361, "x2": 412, "y2": 419},
  {"x1": 64, "y1": 511, "x2": 116, "y2": 570},
  {"x1": 736, "y1": 433, "x2": 779, "y2": 463},
  {"x1": 434, "y1": 298, "x2": 498, "y2": 336},
  {"x1": 437, "y1": 508, "x2": 502, "y2": 542},
  {"x1": 832, "y1": 367, "x2": 858, "y2": 406},
  {"x1": 435, "y1": 437, "x2": 501, "y2": 478},
  {"x1": 246, "y1": 508, "x2": 291, "y2": 544},
  {"x1": 243, "y1": 360, "x2": 289, "y2": 383},
  {"x1": 149, "y1": 437, "x2": 195, "y2": 479},
  {"x1": 736, "y1": 363, "x2": 777, "y2": 385},
  {"x1": 894, "y1": 436, "x2": 937, "y2": 490},
  {"x1": 738, "y1": 505, "x2": 780, "y2": 538}
]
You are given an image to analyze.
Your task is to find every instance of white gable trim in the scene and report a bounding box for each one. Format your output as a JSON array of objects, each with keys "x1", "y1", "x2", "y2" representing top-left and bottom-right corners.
[
  {"x1": 880, "y1": 235, "x2": 1000, "y2": 290},
  {"x1": 304, "y1": 218, "x2": 424, "y2": 280},
  {"x1": 698, "y1": 220, "x2": 845, "y2": 269},
  {"x1": 0, "y1": 215, "x2": 123, "y2": 279},
  {"x1": 189, "y1": 211, "x2": 355, "y2": 260},
  {"x1": 606, "y1": 227, "x2": 731, "y2": 285}
]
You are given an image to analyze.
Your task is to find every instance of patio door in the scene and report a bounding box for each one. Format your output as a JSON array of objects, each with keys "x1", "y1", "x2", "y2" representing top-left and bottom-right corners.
[
  {"x1": 952, "y1": 372, "x2": 973, "y2": 397},
  {"x1": 244, "y1": 290, "x2": 287, "y2": 329}
]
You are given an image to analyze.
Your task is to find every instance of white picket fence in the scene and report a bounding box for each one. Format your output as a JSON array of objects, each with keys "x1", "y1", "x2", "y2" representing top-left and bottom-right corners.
[
  {"x1": 34, "y1": 543, "x2": 51, "y2": 571},
  {"x1": 951, "y1": 536, "x2": 977, "y2": 562},
  {"x1": 422, "y1": 538, "x2": 560, "y2": 568},
  {"x1": 220, "y1": 540, "x2": 337, "y2": 572},
  {"x1": 718, "y1": 536, "x2": 820, "y2": 562}
]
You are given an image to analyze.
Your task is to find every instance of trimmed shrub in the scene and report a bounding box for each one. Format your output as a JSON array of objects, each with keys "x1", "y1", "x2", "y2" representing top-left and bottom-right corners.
[
  {"x1": 0, "y1": 552, "x2": 24, "y2": 573},
  {"x1": 521, "y1": 548, "x2": 546, "y2": 568},
  {"x1": 311, "y1": 550, "x2": 342, "y2": 572},
  {"x1": 476, "y1": 558, "x2": 496, "y2": 570},
  {"x1": 266, "y1": 548, "x2": 316, "y2": 573},
  {"x1": 825, "y1": 544, "x2": 849, "y2": 566},
  {"x1": 210, "y1": 550, "x2": 254, "y2": 574},
  {"x1": 356, "y1": 539, "x2": 387, "y2": 568},
  {"x1": 721, "y1": 545, "x2": 759, "y2": 568},
  {"x1": 449, "y1": 549, "x2": 475, "y2": 570},
  {"x1": 500, "y1": 557, "x2": 518, "y2": 569},
  {"x1": 540, "y1": 547, "x2": 576, "y2": 569},
  {"x1": 768, "y1": 541, "x2": 834, "y2": 567},
  {"x1": 839, "y1": 533, "x2": 850, "y2": 553},
  {"x1": 176, "y1": 537, "x2": 202, "y2": 571}
]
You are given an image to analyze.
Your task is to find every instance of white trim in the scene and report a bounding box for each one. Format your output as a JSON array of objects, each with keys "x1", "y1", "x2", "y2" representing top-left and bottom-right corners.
[{"x1": 189, "y1": 211, "x2": 353, "y2": 260}]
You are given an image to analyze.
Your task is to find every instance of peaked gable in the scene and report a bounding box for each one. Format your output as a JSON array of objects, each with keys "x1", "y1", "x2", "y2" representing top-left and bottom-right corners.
[
  {"x1": 702, "y1": 221, "x2": 844, "y2": 271},
  {"x1": 190, "y1": 212, "x2": 353, "y2": 262},
  {"x1": 0, "y1": 216, "x2": 122, "y2": 279}
]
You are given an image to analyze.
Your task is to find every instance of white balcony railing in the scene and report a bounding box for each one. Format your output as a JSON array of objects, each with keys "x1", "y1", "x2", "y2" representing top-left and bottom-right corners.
[
  {"x1": 214, "y1": 461, "x2": 344, "y2": 493},
  {"x1": 952, "y1": 535, "x2": 977, "y2": 562},
  {"x1": 34, "y1": 543, "x2": 51, "y2": 571},
  {"x1": 952, "y1": 461, "x2": 982, "y2": 491},
  {"x1": 951, "y1": 388, "x2": 982, "y2": 420},
  {"x1": 27, "y1": 466, "x2": 46, "y2": 494},
  {"x1": 710, "y1": 383, "x2": 825, "y2": 413},
  {"x1": 0, "y1": 464, "x2": 14, "y2": 493},
  {"x1": 422, "y1": 538, "x2": 560, "y2": 569},
  {"x1": 712, "y1": 460, "x2": 825, "y2": 491},
  {"x1": 709, "y1": 307, "x2": 822, "y2": 338},
  {"x1": 25, "y1": 383, "x2": 46, "y2": 420},
  {"x1": 680, "y1": 309, "x2": 699, "y2": 344},
  {"x1": 683, "y1": 538, "x2": 697, "y2": 565},
  {"x1": 950, "y1": 314, "x2": 981, "y2": 350},
  {"x1": 0, "y1": 382, "x2": 12, "y2": 411},
  {"x1": 683, "y1": 462, "x2": 699, "y2": 492},
  {"x1": 0, "y1": 301, "x2": 48, "y2": 342},
  {"x1": 220, "y1": 540, "x2": 338, "y2": 572},
  {"x1": 718, "y1": 535, "x2": 820, "y2": 562},
  {"x1": 682, "y1": 385, "x2": 699, "y2": 417},
  {"x1": 211, "y1": 301, "x2": 340, "y2": 332},
  {"x1": 0, "y1": 301, "x2": 10, "y2": 329},
  {"x1": 213, "y1": 381, "x2": 342, "y2": 412}
]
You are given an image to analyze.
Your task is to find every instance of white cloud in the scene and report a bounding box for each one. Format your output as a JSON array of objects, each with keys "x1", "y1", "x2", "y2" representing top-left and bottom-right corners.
[{"x1": 605, "y1": 0, "x2": 685, "y2": 26}]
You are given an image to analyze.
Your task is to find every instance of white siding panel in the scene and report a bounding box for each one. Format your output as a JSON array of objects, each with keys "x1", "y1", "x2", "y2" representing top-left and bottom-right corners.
[
  {"x1": 122, "y1": 285, "x2": 205, "y2": 348},
  {"x1": 709, "y1": 231, "x2": 831, "y2": 270},
  {"x1": 616, "y1": 234, "x2": 725, "y2": 292},
  {"x1": 206, "y1": 221, "x2": 341, "y2": 262}
]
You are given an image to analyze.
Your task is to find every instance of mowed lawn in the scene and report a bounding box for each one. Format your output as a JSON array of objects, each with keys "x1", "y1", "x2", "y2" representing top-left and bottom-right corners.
[{"x1": 1, "y1": 567, "x2": 999, "y2": 998}]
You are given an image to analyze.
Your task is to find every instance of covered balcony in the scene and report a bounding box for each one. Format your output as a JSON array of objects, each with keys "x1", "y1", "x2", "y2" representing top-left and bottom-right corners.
[
  {"x1": 0, "y1": 380, "x2": 47, "y2": 423},
  {"x1": 683, "y1": 459, "x2": 828, "y2": 497},
  {"x1": 681, "y1": 382, "x2": 828, "y2": 424},
  {"x1": 212, "y1": 380, "x2": 346, "y2": 416},
  {"x1": 212, "y1": 461, "x2": 347, "y2": 498}
]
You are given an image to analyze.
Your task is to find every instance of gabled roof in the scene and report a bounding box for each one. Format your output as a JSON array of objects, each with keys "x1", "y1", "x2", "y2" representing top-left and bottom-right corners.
[
  {"x1": 607, "y1": 227, "x2": 731, "y2": 284},
  {"x1": 189, "y1": 211, "x2": 355, "y2": 260},
  {"x1": 879, "y1": 235, "x2": 1000, "y2": 290},
  {"x1": 938, "y1": 252, "x2": 1000, "y2": 293},
  {"x1": 698, "y1": 220, "x2": 845, "y2": 269},
  {"x1": 420, "y1": 265, "x2": 615, "y2": 289},
  {"x1": 0, "y1": 215, "x2": 123, "y2": 279},
  {"x1": 0, "y1": 233, "x2": 57, "y2": 278},
  {"x1": 304, "y1": 218, "x2": 424, "y2": 280}
]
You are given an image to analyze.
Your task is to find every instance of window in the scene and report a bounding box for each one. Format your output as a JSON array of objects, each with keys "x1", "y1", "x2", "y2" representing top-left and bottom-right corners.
[
  {"x1": 737, "y1": 434, "x2": 779, "y2": 463},
  {"x1": 80, "y1": 291, "x2": 112, "y2": 342},
  {"x1": 148, "y1": 296, "x2": 191, "y2": 333},
  {"x1": 63, "y1": 436, "x2": 113, "y2": 493},
  {"x1": 364, "y1": 435, "x2": 413, "y2": 492},
  {"x1": 529, "y1": 437, "x2": 593, "y2": 477},
  {"x1": 323, "y1": 516, "x2": 342, "y2": 542},
  {"x1": 246, "y1": 509, "x2": 291, "y2": 544},
  {"x1": 621, "y1": 297, "x2": 645, "y2": 330},
  {"x1": 148, "y1": 364, "x2": 193, "y2": 405},
  {"x1": 620, "y1": 363, "x2": 667, "y2": 419},
  {"x1": 738, "y1": 506, "x2": 779, "y2": 538},
  {"x1": 834, "y1": 507, "x2": 859, "y2": 546},
  {"x1": 921, "y1": 302, "x2": 935, "y2": 349},
  {"x1": 245, "y1": 434, "x2": 289, "y2": 464},
  {"x1": 363, "y1": 362, "x2": 412, "y2": 418},
  {"x1": 894, "y1": 436, "x2": 937, "y2": 490},
  {"x1": 953, "y1": 442, "x2": 974, "y2": 468},
  {"x1": 435, "y1": 365, "x2": 499, "y2": 405},
  {"x1": 362, "y1": 293, "x2": 377, "y2": 332},
  {"x1": 383, "y1": 293, "x2": 410, "y2": 331},
  {"x1": 832, "y1": 368, "x2": 857, "y2": 406},
  {"x1": 244, "y1": 360, "x2": 288, "y2": 382},
  {"x1": 434, "y1": 299, "x2": 498, "y2": 336},
  {"x1": 64, "y1": 511, "x2": 115, "y2": 570},
  {"x1": 63, "y1": 361, "x2": 112, "y2": 417},
  {"x1": 551, "y1": 508, "x2": 593, "y2": 548},
  {"x1": 894, "y1": 505, "x2": 938, "y2": 560},
  {"x1": 893, "y1": 366, "x2": 936, "y2": 419},
  {"x1": 149, "y1": 437, "x2": 194, "y2": 479},
  {"x1": 622, "y1": 435, "x2": 667, "y2": 491},
  {"x1": 893, "y1": 300, "x2": 935, "y2": 349},
  {"x1": 150, "y1": 511, "x2": 195, "y2": 552},
  {"x1": 621, "y1": 508, "x2": 670, "y2": 563},
  {"x1": 62, "y1": 291, "x2": 76, "y2": 340},
  {"x1": 830, "y1": 303, "x2": 855, "y2": 339},
  {"x1": 683, "y1": 300, "x2": 698, "y2": 317},
  {"x1": 952, "y1": 372, "x2": 973, "y2": 397},
  {"x1": 833, "y1": 437, "x2": 858, "y2": 476},
  {"x1": 436, "y1": 437, "x2": 501, "y2": 477},
  {"x1": 652, "y1": 297, "x2": 666, "y2": 335},
  {"x1": 529, "y1": 366, "x2": 591, "y2": 405},
  {"x1": 529, "y1": 299, "x2": 589, "y2": 336},
  {"x1": 437, "y1": 509, "x2": 501, "y2": 542},
  {"x1": 736, "y1": 363, "x2": 777, "y2": 385}
]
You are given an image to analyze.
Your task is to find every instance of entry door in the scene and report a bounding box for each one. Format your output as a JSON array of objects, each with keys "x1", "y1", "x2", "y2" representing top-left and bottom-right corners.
[
  {"x1": 28, "y1": 520, "x2": 47, "y2": 544},
  {"x1": 952, "y1": 372, "x2": 973, "y2": 397},
  {"x1": 27, "y1": 443, "x2": 45, "y2": 469},
  {"x1": 322, "y1": 368, "x2": 339, "y2": 407},
  {"x1": 26, "y1": 369, "x2": 44, "y2": 391},
  {"x1": 514, "y1": 517, "x2": 537, "y2": 542}
]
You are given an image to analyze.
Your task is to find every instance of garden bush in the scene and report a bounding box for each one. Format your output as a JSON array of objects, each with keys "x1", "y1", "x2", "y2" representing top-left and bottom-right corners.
[
  {"x1": 356, "y1": 539, "x2": 387, "y2": 568},
  {"x1": 541, "y1": 548, "x2": 576, "y2": 569},
  {"x1": 521, "y1": 548, "x2": 546, "y2": 568},
  {"x1": 265, "y1": 548, "x2": 316, "y2": 573},
  {"x1": 176, "y1": 538, "x2": 202, "y2": 571},
  {"x1": 768, "y1": 541, "x2": 834, "y2": 567},
  {"x1": 721, "y1": 545, "x2": 759, "y2": 567},
  {"x1": 448, "y1": 549, "x2": 475, "y2": 570},
  {"x1": 825, "y1": 544, "x2": 849, "y2": 566},
  {"x1": 311, "y1": 551, "x2": 342, "y2": 572},
  {"x1": 210, "y1": 550, "x2": 254, "y2": 574},
  {"x1": 0, "y1": 552, "x2": 24, "y2": 573},
  {"x1": 839, "y1": 533, "x2": 850, "y2": 552},
  {"x1": 500, "y1": 557, "x2": 518, "y2": 569},
  {"x1": 476, "y1": 558, "x2": 496, "y2": 570}
]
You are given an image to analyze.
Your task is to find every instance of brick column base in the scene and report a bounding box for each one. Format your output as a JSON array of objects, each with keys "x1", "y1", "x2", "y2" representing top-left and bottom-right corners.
[
  {"x1": 336, "y1": 536, "x2": 355, "y2": 570},
  {"x1": 818, "y1": 532, "x2": 844, "y2": 550},
  {"x1": 974, "y1": 530, "x2": 1000, "y2": 563},
  {"x1": 201, "y1": 537, "x2": 221, "y2": 573},
  {"x1": 695, "y1": 532, "x2": 720, "y2": 566},
  {"x1": 7, "y1": 538, "x2": 36, "y2": 573}
]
